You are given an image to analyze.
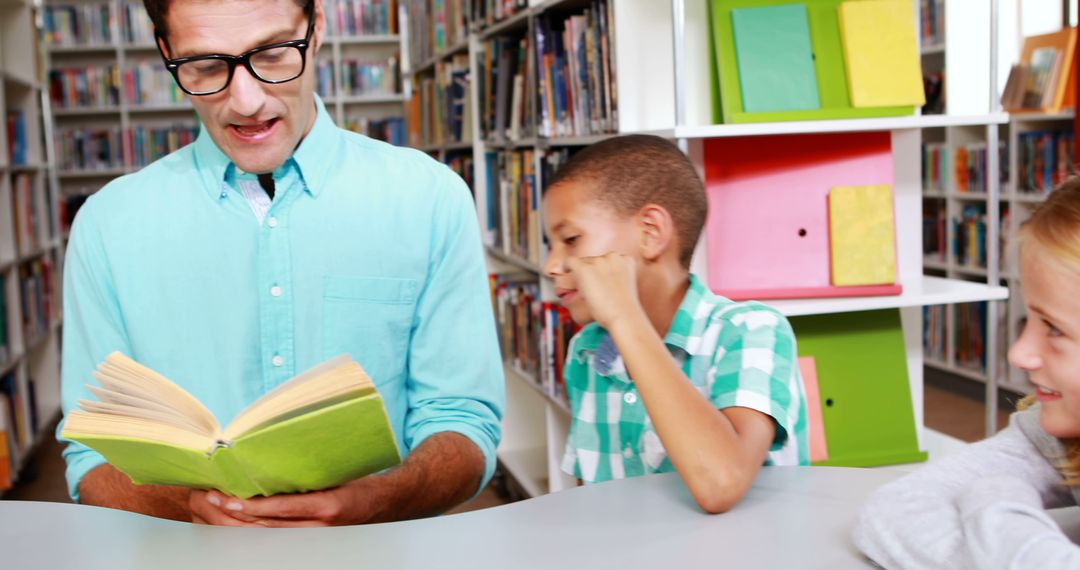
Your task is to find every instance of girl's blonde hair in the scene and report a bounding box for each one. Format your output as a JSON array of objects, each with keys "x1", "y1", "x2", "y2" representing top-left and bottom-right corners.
[{"x1": 1016, "y1": 177, "x2": 1080, "y2": 485}]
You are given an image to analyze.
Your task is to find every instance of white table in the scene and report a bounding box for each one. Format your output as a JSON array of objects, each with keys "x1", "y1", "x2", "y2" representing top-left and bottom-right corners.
[{"x1": 0, "y1": 466, "x2": 907, "y2": 569}]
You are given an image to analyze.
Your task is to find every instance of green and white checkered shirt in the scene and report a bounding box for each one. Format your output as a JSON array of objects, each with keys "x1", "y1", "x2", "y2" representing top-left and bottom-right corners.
[{"x1": 561, "y1": 274, "x2": 809, "y2": 483}]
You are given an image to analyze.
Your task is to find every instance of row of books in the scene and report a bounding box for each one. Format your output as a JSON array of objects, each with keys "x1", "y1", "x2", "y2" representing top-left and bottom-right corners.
[
  {"x1": 407, "y1": 54, "x2": 472, "y2": 148},
  {"x1": 922, "y1": 305, "x2": 946, "y2": 363},
  {"x1": 123, "y1": 61, "x2": 186, "y2": 106},
  {"x1": 7, "y1": 111, "x2": 27, "y2": 166},
  {"x1": 491, "y1": 274, "x2": 541, "y2": 376},
  {"x1": 955, "y1": 302, "x2": 988, "y2": 372},
  {"x1": 344, "y1": 116, "x2": 407, "y2": 147},
  {"x1": 48, "y1": 66, "x2": 121, "y2": 109},
  {"x1": 489, "y1": 273, "x2": 577, "y2": 407},
  {"x1": 484, "y1": 149, "x2": 540, "y2": 265},
  {"x1": 318, "y1": 57, "x2": 401, "y2": 99},
  {"x1": 921, "y1": 142, "x2": 1009, "y2": 194},
  {"x1": 0, "y1": 276, "x2": 7, "y2": 366},
  {"x1": 919, "y1": 0, "x2": 945, "y2": 47},
  {"x1": 954, "y1": 204, "x2": 989, "y2": 269},
  {"x1": 41, "y1": 4, "x2": 113, "y2": 46},
  {"x1": 55, "y1": 124, "x2": 197, "y2": 171},
  {"x1": 326, "y1": 0, "x2": 399, "y2": 38},
  {"x1": 120, "y1": 1, "x2": 154, "y2": 45},
  {"x1": 472, "y1": 0, "x2": 528, "y2": 30},
  {"x1": 1017, "y1": 130, "x2": 1075, "y2": 194},
  {"x1": 444, "y1": 150, "x2": 475, "y2": 190},
  {"x1": 921, "y1": 202, "x2": 946, "y2": 261},
  {"x1": 0, "y1": 370, "x2": 35, "y2": 491},
  {"x1": 534, "y1": 1, "x2": 617, "y2": 138},
  {"x1": 11, "y1": 175, "x2": 53, "y2": 258},
  {"x1": 478, "y1": 34, "x2": 532, "y2": 142},
  {"x1": 404, "y1": 0, "x2": 468, "y2": 65},
  {"x1": 18, "y1": 259, "x2": 56, "y2": 348}
]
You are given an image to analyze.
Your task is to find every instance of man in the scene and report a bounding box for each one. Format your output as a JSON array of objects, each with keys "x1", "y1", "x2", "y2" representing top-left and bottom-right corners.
[{"x1": 59, "y1": 0, "x2": 504, "y2": 527}]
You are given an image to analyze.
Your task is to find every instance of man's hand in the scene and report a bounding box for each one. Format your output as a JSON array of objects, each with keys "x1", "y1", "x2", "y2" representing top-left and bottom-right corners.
[
  {"x1": 566, "y1": 253, "x2": 644, "y2": 331},
  {"x1": 190, "y1": 431, "x2": 484, "y2": 527},
  {"x1": 190, "y1": 478, "x2": 381, "y2": 527}
]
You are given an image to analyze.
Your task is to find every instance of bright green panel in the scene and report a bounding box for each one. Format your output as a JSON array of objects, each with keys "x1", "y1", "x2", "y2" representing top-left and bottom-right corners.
[
  {"x1": 790, "y1": 309, "x2": 927, "y2": 467},
  {"x1": 711, "y1": 0, "x2": 914, "y2": 124}
]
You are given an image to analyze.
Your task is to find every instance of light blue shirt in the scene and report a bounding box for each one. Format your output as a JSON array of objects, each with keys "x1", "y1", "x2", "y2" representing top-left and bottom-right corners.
[{"x1": 59, "y1": 95, "x2": 505, "y2": 501}]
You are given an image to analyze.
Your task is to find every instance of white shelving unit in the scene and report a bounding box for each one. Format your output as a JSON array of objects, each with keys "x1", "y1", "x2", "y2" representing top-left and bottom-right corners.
[
  {"x1": 426, "y1": 0, "x2": 1013, "y2": 497},
  {"x1": 0, "y1": 0, "x2": 61, "y2": 495}
]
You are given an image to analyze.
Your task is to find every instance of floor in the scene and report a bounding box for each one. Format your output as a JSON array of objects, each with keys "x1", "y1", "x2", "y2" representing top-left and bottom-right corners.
[{"x1": 2, "y1": 368, "x2": 1022, "y2": 514}]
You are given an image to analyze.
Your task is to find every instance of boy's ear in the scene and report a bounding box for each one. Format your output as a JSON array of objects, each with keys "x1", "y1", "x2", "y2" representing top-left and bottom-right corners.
[{"x1": 637, "y1": 204, "x2": 675, "y2": 263}]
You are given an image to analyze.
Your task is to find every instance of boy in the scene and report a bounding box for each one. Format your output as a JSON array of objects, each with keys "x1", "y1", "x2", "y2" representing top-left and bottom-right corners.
[{"x1": 542, "y1": 135, "x2": 808, "y2": 513}]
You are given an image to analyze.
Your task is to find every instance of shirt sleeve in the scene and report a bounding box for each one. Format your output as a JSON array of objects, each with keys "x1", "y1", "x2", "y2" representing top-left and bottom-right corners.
[
  {"x1": 853, "y1": 411, "x2": 1076, "y2": 570},
  {"x1": 959, "y1": 476, "x2": 1080, "y2": 570},
  {"x1": 58, "y1": 197, "x2": 131, "y2": 502},
  {"x1": 707, "y1": 304, "x2": 802, "y2": 450},
  {"x1": 402, "y1": 167, "x2": 505, "y2": 495}
]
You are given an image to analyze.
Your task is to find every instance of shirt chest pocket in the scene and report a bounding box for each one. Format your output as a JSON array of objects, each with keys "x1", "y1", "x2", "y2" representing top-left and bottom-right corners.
[{"x1": 322, "y1": 276, "x2": 419, "y2": 387}]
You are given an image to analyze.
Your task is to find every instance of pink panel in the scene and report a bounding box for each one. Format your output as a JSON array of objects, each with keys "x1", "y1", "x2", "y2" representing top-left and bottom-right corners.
[{"x1": 704, "y1": 131, "x2": 896, "y2": 300}]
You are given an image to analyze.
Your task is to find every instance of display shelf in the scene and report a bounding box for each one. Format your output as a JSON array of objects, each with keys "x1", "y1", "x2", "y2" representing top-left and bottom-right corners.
[{"x1": 765, "y1": 277, "x2": 1008, "y2": 318}]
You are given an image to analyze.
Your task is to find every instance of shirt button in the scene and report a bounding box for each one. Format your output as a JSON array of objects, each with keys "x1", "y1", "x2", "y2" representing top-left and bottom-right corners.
[
  {"x1": 272, "y1": 355, "x2": 284, "y2": 367},
  {"x1": 624, "y1": 392, "x2": 638, "y2": 405},
  {"x1": 270, "y1": 286, "x2": 283, "y2": 297},
  {"x1": 267, "y1": 217, "x2": 279, "y2": 228},
  {"x1": 623, "y1": 447, "x2": 634, "y2": 459}
]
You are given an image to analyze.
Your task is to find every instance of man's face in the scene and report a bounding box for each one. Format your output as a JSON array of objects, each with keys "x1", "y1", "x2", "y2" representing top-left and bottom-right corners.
[{"x1": 161, "y1": 0, "x2": 324, "y2": 174}]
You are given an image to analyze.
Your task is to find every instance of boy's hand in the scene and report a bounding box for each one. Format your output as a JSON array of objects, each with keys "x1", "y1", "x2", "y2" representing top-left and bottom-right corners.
[{"x1": 566, "y1": 253, "x2": 645, "y2": 331}]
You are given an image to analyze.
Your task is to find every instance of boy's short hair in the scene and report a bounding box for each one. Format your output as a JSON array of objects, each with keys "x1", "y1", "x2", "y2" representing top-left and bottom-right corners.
[{"x1": 549, "y1": 134, "x2": 707, "y2": 268}]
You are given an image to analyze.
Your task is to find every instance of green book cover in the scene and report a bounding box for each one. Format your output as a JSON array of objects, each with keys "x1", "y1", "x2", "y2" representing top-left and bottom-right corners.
[
  {"x1": 731, "y1": 4, "x2": 820, "y2": 113},
  {"x1": 62, "y1": 353, "x2": 401, "y2": 499}
]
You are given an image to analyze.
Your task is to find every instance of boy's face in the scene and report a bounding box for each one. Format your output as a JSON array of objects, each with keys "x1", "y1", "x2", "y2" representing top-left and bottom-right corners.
[
  {"x1": 542, "y1": 180, "x2": 641, "y2": 325},
  {"x1": 161, "y1": 0, "x2": 323, "y2": 174},
  {"x1": 1009, "y1": 245, "x2": 1080, "y2": 438}
]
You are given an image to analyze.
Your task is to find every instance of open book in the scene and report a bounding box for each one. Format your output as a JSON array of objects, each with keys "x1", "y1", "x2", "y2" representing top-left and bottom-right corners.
[{"x1": 62, "y1": 352, "x2": 401, "y2": 499}]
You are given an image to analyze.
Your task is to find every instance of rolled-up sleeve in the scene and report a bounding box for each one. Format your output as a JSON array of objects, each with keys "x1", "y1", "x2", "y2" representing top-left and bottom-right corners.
[{"x1": 403, "y1": 168, "x2": 505, "y2": 493}]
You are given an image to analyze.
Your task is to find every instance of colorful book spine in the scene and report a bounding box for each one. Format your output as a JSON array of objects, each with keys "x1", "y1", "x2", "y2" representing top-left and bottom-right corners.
[
  {"x1": 1018, "y1": 130, "x2": 1075, "y2": 194},
  {"x1": 344, "y1": 116, "x2": 407, "y2": 146},
  {"x1": 120, "y1": 1, "x2": 154, "y2": 45},
  {"x1": 490, "y1": 274, "x2": 541, "y2": 376},
  {"x1": 340, "y1": 56, "x2": 400, "y2": 97},
  {"x1": 484, "y1": 149, "x2": 539, "y2": 264},
  {"x1": 43, "y1": 3, "x2": 114, "y2": 46},
  {"x1": 327, "y1": 0, "x2": 399, "y2": 37},
  {"x1": 48, "y1": 65, "x2": 122, "y2": 108}
]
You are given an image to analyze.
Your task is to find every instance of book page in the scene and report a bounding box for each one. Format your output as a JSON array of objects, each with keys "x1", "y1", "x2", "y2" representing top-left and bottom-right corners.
[
  {"x1": 223, "y1": 355, "x2": 375, "y2": 440},
  {"x1": 63, "y1": 411, "x2": 212, "y2": 451},
  {"x1": 92, "y1": 352, "x2": 220, "y2": 436}
]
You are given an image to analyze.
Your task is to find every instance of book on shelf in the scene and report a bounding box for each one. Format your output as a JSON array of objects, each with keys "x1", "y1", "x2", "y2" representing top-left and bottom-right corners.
[
  {"x1": 1018, "y1": 130, "x2": 1075, "y2": 194},
  {"x1": 11, "y1": 174, "x2": 51, "y2": 258},
  {"x1": 61, "y1": 352, "x2": 401, "y2": 499},
  {"x1": 922, "y1": 142, "x2": 947, "y2": 192},
  {"x1": 922, "y1": 200, "x2": 947, "y2": 262},
  {"x1": 484, "y1": 148, "x2": 539, "y2": 264},
  {"x1": 919, "y1": 0, "x2": 944, "y2": 47},
  {"x1": 923, "y1": 305, "x2": 946, "y2": 363},
  {"x1": 0, "y1": 275, "x2": 7, "y2": 365},
  {"x1": 327, "y1": 0, "x2": 399, "y2": 37},
  {"x1": 0, "y1": 372, "x2": 31, "y2": 458},
  {"x1": 121, "y1": 1, "x2": 154, "y2": 45},
  {"x1": 123, "y1": 61, "x2": 186, "y2": 106},
  {"x1": 539, "y1": 302, "x2": 578, "y2": 407},
  {"x1": 43, "y1": 3, "x2": 114, "y2": 46},
  {"x1": 345, "y1": 115, "x2": 407, "y2": 146},
  {"x1": 730, "y1": 4, "x2": 819, "y2": 114},
  {"x1": 534, "y1": 0, "x2": 617, "y2": 138},
  {"x1": 837, "y1": 0, "x2": 925, "y2": 108},
  {"x1": 828, "y1": 184, "x2": 898, "y2": 287},
  {"x1": 405, "y1": 0, "x2": 468, "y2": 64},
  {"x1": 922, "y1": 71, "x2": 944, "y2": 115},
  {"x1": 953, "y1": 204, "x2": 987, "y2": 270},
  {"x1": 952, "y1": 141, "x2": 1008, "y2": 194},
  {"x1": 472, "y1": 0, "x2": 528, "y2": 29},
  {"x1": 18, "y1": 259, "x2": 57, "y2": 344},
  {"x1": 479, "y1": 33, "x2": 531, "y2": 141},
  {"x1": 48, "y1": 65, "x2": 121, "y2": 109},
  {"x1": 489, "y1": 274, "x2": 541, "y2": 376},
  {"x1": 1004, "y1": 28, "x2": 1078, "y2": 113},
  {"x1": 7, "y1": 110, "x2": 26, "y2": 165}
]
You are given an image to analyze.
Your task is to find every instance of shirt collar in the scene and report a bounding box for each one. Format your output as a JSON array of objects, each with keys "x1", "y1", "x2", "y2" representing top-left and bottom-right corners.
[
  {"x1": 661, "y1": 273, "x2": 713, "y2": 353},
  {"x1": 193, "y1": 93, "x2": 339, "y2": 201}
]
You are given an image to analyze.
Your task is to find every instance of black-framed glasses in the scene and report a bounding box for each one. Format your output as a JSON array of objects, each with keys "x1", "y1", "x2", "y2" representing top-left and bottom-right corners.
[{"x1": 156, "y1": 2, "x2": 316, "y2": 96}]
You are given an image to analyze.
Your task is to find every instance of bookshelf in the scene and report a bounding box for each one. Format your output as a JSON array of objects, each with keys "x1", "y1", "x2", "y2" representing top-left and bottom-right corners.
[
  {"x1": 42, "y1": 0, "x2": 408, "y2": 235},
  {"x1": 399, "y1": 0, "x2": 1012, "y2": 497},
  {"x1": 924, "y1": 110, "x2": 1076, "y2": 397},
  {"x1": 0, "y1": 0, "x2": 62, "y2": 494}
]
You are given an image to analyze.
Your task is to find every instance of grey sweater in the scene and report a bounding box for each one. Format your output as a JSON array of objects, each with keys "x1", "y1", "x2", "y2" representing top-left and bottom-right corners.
[{"x1": 854, "y1": 406, "x2": 1080, "y2": 569}]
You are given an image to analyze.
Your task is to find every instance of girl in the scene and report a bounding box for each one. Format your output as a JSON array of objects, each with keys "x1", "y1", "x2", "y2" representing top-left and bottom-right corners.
[{"x1": 855, "y1": 177, "x2": 1080, "y2": 568}]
